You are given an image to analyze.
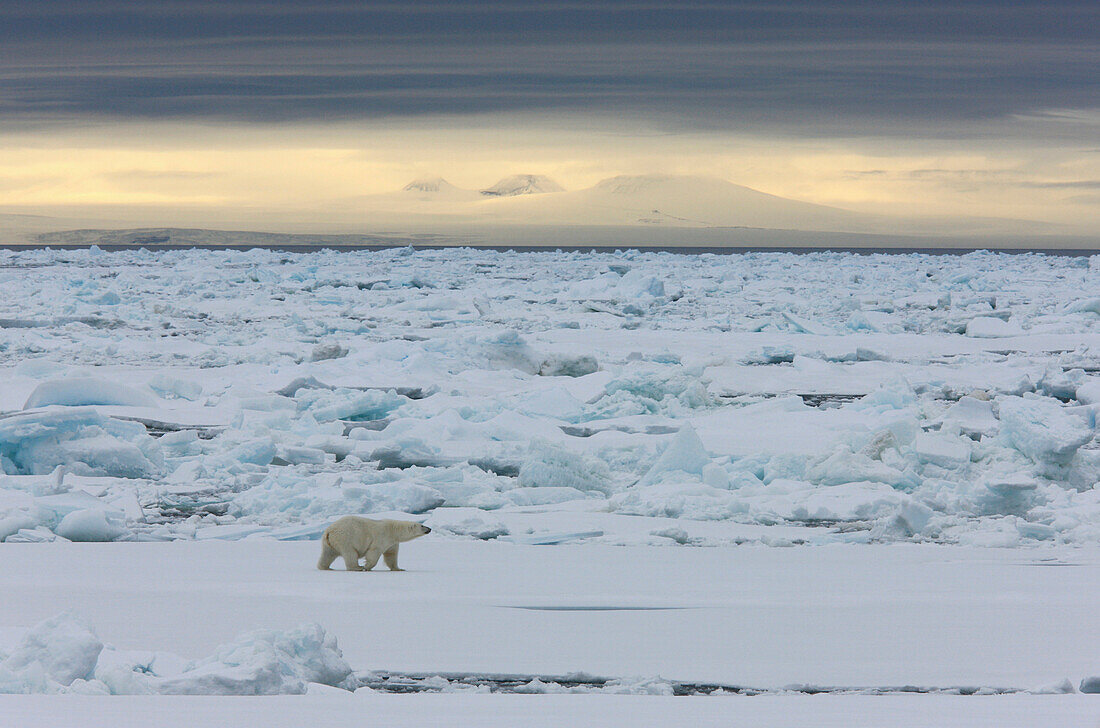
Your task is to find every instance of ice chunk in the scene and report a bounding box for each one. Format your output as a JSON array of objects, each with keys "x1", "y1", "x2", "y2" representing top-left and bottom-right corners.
[
  {"x1": 276, "y1": 446, "x2": 328, "y2": 466},
  {"x1": 305, "y1": 389, "x2": 406, "y2": 423},
  {"x1": 0, "y1": 513, "x2": 38, "y2": 541},
  {"x1": 1028, "y1": 678, "x2": 1075, "y2": 695},
  {"x1": 518, "y1": 441, "x2": 613, "y2": 495},
  {"x1": 701, "y1": 462, "x2": 730, "y2": 489},
  {"x1": 503, "y1": 530, "x2": 604, "y2": 545},
  {"x1": 844, "y1": 310, "x2": 901, "y2": 333},
  {"x1": 474, "y1": 330, "x2": 542, "y2": 374},
  {"x1": 195, "y1": 524, "x2": 273, "y2": 541},
  {"x1": 32, "y1": 490, "x2": 103, "y2": 519},
  {"x1": 965, "y1": 316, "x2": 1024, "y2": 338},
  {"x1": 639, "y1": 425, "x2": 711, "y2": 486},
  {"x1": 601, "y1": 363, "x2": 713, "y2": 409},
  {"x1": 611, "y1": 481, "x2": 741, "y2": 520},
  {"x1": 1037, "y1": 368, "x2": 1085, "y2": 401},
  {"x1": 513, "y1": 387, "x2": 585, "y2": 422},
  {"x1": 2, "y1": 613, "x2": 103, "y2": 688},
  {"x1": 1080, "y1": 676, "x2": 1100, "y2": 694},
  {"x1": 849, "y1": 383, "x2": 916, "y2": 412},
  {"x1": 780, "y1": 481, "x2": 927, "y2": 523},
  {"x1": 1076, "y1": 378, "x2": 1100, "y2": 405},
  {"x1": 912, "y1": 433, "x2": 971, "y2": 468},
  {"x1": 505, "y1": 486, "x2": 590, "y2": 506},
  {"x1": 538, "y1": 353, "x2": 599, "y2": 377},
  {"x1": 147, "y1": 375, "x2": 203, "y2": 401},
  {"x1": 355, "y1": 482, "x2": 446, "y2": 515},
  {"x1": 937, "y1": 396, "x2": 999, "y2": 438},
  {"x1": 952, "y1": 516, "x2": 1024, "y2": 548},
  {"x1": 156, "y1": 623, "x2": 352, "y2": 695},
  {"x1": 274, "y1": 376, "x2": 332, "y2": 398},
  {"x1": 425, "y1": 508, "x2": 508, "y2": 539},
  {"x1": 310, "y1": 342, "x2": 348, "y2": 362},
  {"x1": 0, "y1": 408, "x2": 162, "y2": 479},
  {"x1": 781, "y1": 311, "x2": 832, "y2": 335},
  {"x1": 4, "y1": 526, "x2": 66, "y2": 543},
  {"x1": 54, "y1": 508, "x2": 126, "y2": 542},
  {"x1": 1064, "y1": 298, "x2": 1100, "y2": 315},
  {"x1": 650, "y1": 527, "x2": 692, "y2": 544},
  {"x1": 227, "y1": 438, "x2": 277, "y2": 466},
  {"x1": 24, "y1": 377, "x2": 156, "y2": 409},
  {"x1": 602, "y1": 676, "x2": 676, "y2": 695},
  {"x1": 21, "y1": 433, "x2": 160, "y2": 479},
  {"x1": 91, "y1": 647, "x2": 156, "y2": 695},
  {"x1": 567, "y1": 269, "x2": 666, "y2": 303},
  {"x1": 806, "y1": 449, "x2": 920, "y2": 490},
  {"x1": 869, "y1": 500, "x2": 934, "y2": 538},
  {"x1": 998, "y1": 396, "x2": 1093, "y2": 465}
]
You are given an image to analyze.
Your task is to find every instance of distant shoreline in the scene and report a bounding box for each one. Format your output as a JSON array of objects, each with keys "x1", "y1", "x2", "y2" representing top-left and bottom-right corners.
[
  {"x1": 3, "y1": 222, "x2": 1098, "y2": 255},
  {"x1": 1, "y1": 242, "x2": 1097, "y2": 256}
]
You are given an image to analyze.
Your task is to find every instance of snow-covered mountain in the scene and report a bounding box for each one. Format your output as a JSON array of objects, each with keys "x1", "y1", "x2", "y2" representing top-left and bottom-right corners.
[
  {"x1": 476, "y1": 174, "x2": 874, "y2": 231},
  {"x1": 8, "y1": 173, "x2": 1072, "y2": 245},
  {"x1": 402, "y1": 176, "x2": 460, "y2": 194},
  {"x1": 480, "y1": 174, "x2": 564, "y2": 197},
  {"x1": 309, "y1": 173, "x2": 1062, "y2": 237}
]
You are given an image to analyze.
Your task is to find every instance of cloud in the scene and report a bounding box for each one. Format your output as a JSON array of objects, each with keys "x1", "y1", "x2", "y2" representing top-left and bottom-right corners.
[
  {"x1": 0, "y1": 1, "x2": 1097, "y2": 139},
  {"x1": 1020, "y1": 180, "x2": 1100, "y2": 189}
]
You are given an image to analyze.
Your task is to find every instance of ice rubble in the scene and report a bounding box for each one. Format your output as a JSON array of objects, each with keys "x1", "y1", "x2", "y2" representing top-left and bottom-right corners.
[
  {"x1": 24, "y1": 377, "x2": 157, "y2": 409},
  {"x1": 0, "y1": 613, "x2": 353, "y2": 695},
  {"x1": 0, "y1": 408, "x2": 162, "y2": 478},
  {"x1": 2, "y1": 247, "x2": 1100, "y2": 546}
]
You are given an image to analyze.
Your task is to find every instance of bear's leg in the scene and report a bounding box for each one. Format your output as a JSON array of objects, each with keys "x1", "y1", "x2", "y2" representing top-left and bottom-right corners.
[
  {"x1": 317, "y1": 540, "x2": 339, "y2": 570},
  {"x1": 340, "y1": 549, "x2": 364, "y2": 571},
  {"x1": 383, "y1": 545, "x2": 402, "y2": 571},
  {"x1": 362, "y1": 547, "x2": 383, "y2": 571}
]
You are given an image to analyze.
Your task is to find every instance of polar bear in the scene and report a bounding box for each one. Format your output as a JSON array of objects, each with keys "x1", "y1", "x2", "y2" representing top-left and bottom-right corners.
[{"x1": 317, "y1": 516, "x2": 431, "y2": 571}]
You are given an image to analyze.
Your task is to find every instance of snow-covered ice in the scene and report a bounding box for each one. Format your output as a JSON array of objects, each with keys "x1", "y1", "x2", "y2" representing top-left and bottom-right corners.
[
  {"x1": 2, "y1": 246, "x2": 1100, "y2": 723},
  {"x1": 0, "y1": 540, "x2": 1096, "y2": 724}
]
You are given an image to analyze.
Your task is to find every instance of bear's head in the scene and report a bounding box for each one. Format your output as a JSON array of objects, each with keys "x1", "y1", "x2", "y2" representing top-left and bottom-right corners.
[{"x1": 400, "y1": 521, "x2": 431, "y2": 541}]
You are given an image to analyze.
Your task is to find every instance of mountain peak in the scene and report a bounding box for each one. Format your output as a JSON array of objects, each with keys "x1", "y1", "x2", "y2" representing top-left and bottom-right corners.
[
  {"x1": 481, "y1": 174, "x2": 564, "y2": 197},
  {"x1": 403, "y1": 176, "x2": 457, "y2": 193}
]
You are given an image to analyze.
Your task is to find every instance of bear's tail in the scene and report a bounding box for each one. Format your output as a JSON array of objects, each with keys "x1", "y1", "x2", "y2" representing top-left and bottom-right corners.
[{"x1": 317, "y1": 532, "x2": 338, "y2": 570}]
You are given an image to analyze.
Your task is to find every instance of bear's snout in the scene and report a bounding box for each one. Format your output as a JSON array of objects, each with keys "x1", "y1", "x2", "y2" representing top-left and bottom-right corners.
[{"x1": 422, "y1": 526, "x2": 432, "y2": 534}]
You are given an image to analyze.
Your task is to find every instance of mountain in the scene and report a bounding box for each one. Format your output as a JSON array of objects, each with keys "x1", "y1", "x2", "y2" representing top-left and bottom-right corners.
[
  {"x1": 402, "y1": 176, "x2": 461, "y2": 194},
  {"x1": 476, "y1": 174, "x2": 875, "y2": 231},
  {"x1": 480, "y1": 174, "x2": 564, "y2": 197}
]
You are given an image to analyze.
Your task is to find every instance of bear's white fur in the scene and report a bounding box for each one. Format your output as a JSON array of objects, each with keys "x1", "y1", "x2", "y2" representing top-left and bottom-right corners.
[{"x1": 317, "y1": 516, "x2": 431, "y2": 571}]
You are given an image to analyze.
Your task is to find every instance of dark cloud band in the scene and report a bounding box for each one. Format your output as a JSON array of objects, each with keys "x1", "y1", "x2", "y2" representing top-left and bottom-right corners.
[{"x1": 1, "y1": 1, "x2": 1097, "y2": 136}]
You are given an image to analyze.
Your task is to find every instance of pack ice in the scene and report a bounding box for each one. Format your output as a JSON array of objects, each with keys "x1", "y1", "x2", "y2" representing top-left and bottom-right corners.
[{"x1": 2, "y1": 245, "x2": 1100, "y2": 547}]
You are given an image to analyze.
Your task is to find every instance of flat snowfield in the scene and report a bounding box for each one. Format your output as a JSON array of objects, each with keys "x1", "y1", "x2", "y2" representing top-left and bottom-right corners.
[
  {"x1": 2, "y1": 693, "x2": 1097, "y2": 728},
  {"x1": 1, "y1": 540, "x2": 1099, "y2": 725}
]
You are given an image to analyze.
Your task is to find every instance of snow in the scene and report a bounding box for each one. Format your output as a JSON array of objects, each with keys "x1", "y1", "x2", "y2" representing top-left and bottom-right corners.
[
  {"x1": 424, "y1": 508, "x2": 508, "y2": 539},
  {"x1": 0, "y1": 693, "x2": 1094, "y2": 728},
  {"x1": 479, "y1": 174, "x2": 564, "y2": 197},
  {"x1": 24, "y1": 377, "x2": 157, "y2": 409},
  {"x1": 3, "y1": 246, "x2": 1100, "y2": 720},
  {"x1": 965, "y1": 316, "x2": 1025, "y2": 338},
  {"x1": 54, "y1": 509, "x2": 126, "y2": 542},
  {"x1": 998, "y1": 396, "x2": 1094, "y2": 465},
  {"x1": 1, "y1": 612, "x2": 103, "y2": 690},
  {"x1": 638, "y1": 425, "x2": 712, "y2": 486},
  {"x1": 0, "y1": 541, "x2": 1098, "y2": 692},
  {"x1": 0, "y1": 611, "x2": 352, "y2": 695}
]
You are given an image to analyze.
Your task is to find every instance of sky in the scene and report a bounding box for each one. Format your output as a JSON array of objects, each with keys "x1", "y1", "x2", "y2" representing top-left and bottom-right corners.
[{"x1": 1, "y1": 1, "x2": 1099, "y2": 235}]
